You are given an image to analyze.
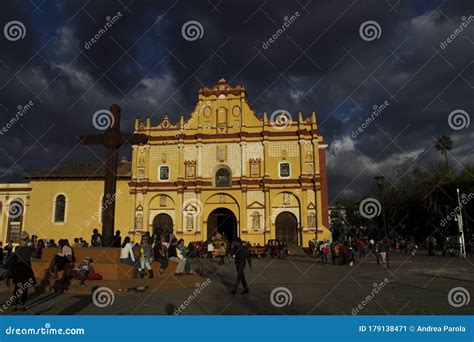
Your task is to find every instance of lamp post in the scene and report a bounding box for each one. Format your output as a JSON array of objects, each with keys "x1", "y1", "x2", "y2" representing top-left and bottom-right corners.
[
  {"x1": 374, "y1": 176, "x2": 387, "y2": 238},
  {"x1": 456, "y1": 188, "x2": 467, "y2": 258}
]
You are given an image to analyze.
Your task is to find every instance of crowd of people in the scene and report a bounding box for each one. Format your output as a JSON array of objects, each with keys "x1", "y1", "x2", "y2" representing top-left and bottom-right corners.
[{"x1": 1, "y1": 228, "x2": 472, "y2": 311}]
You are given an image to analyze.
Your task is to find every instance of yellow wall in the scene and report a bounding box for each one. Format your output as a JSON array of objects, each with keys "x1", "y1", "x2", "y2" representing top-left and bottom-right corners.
[{"x1": 24, "y1": 179, "x2": 132, "y2": 243}]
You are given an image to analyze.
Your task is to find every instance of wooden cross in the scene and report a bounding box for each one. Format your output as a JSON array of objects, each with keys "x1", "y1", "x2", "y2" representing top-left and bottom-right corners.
[{"x1": 80, "y1": 104, "x2": 148, "y2": 246}]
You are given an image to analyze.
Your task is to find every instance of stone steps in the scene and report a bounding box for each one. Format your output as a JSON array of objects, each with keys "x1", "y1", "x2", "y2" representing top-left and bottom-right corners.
[{"x1": 0, "y1": 248, "x2": 204, "y2": 295}]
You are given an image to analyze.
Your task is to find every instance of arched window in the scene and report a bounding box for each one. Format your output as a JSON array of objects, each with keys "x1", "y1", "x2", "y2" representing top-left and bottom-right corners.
[
  {"x1": 54, "y1": 195, "x2": 66, "y2": 223},
  {"x1": 215, "y1": 167, "x2": 231, "y2": 187}
]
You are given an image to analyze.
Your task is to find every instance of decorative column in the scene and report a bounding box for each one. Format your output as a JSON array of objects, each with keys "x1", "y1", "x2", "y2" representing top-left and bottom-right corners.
[
  {"x1": 197, "y1": 143, "x2": 203, "y2": 178},
  {"x1": 144, "y1": 145, "x2": 150, "y2": 180},
  {"x1": 178, "y1": 143, "x2": 184, "y2": 179},
  {"x1": 240, "y1": 141, "x2": 247, "y2": 177},
  {"x1": 298, "y1": 140, "x2": 307, "y2": 175},
  {"x1": 240, "y1": 190, "x2": 247, "y2": 234},
  {"x1": 176, "y1": 190, "x2": 183, "y2": 233},
  {"x1": 312, "y1": 138, "x2": 320, "y2": 175},
  {"x1": 263, "y1": 141, "x2": 269, "y2": 177},
  {"x1": 264, "y1": 188, "x2": 271, "y2": 238},
  {"x1": 131, "y1": 145, "x2": 138, "y2": 180},
  {"x1": 196, "y1": 191, "x2": 202, "y2": 234},
  {"x1": 301, "y1": 189, "x2": 308, "y2": 231}
]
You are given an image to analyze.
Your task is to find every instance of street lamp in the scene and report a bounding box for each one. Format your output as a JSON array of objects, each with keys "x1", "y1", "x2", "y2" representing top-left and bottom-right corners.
[
  {"x1": 374, "y1": 176, "x2": 387, "y2": 238},
  {"x1": 456, "y1": 188, "x2": 467, "y2": 258}
]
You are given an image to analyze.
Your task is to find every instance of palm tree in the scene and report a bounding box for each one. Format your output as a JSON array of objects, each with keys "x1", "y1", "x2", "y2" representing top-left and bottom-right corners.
[{"x1": 435, "y1": 135, "x2": 453, "y2": 170}]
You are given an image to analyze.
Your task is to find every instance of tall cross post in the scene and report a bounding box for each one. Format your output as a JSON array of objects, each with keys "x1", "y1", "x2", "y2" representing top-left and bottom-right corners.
[{"x1": 80, "y1": 104, "x2": 148, "y2": 246}]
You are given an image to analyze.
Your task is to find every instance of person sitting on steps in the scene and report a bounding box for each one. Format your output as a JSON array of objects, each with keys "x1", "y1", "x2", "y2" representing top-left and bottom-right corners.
[
  {"x1": 140, "y1": 236, "x2": 154, "y2": 278},
  {"x1": 168, "y1": 238, "x2": 187, "y2": 276},
  {"x1": 120, "y1": 237, "x2": 140, "y2": 279}
]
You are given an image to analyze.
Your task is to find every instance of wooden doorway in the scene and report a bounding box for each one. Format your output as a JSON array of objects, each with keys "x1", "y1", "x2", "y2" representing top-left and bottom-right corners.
[
  {"x1": 275, "y1": 212, "x2": 298, "y2": 245},
  {"x1": 152, "y1": 213, "x2": 173, "y2": 236}
]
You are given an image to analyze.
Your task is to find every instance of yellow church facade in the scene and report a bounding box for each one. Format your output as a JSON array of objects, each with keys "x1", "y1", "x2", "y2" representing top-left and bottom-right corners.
[{"x1": 0, "y1": 79, "x2": 330, "y2": 247}]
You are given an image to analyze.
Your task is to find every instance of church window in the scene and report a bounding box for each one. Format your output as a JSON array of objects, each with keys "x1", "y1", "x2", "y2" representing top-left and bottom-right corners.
[
  {"x1": 159, "y1": 165, "x2": 170, "y2": 181},
  {"x1": 215, "y1": 167, "x2": 231, "y2": 187},
  {"x1": 279, "y1": 162, "x2": 291, "y2": 178},
  {"x1": 251, "y1": 211, "x2": 261, "y2": 230},
  {"x1": 54, "y1": 194, "x2": 66, "y2": 223}
]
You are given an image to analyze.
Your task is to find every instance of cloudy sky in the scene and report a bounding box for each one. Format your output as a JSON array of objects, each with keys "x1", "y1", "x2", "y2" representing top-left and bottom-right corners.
[{"x1": 0, "y1": 0, "x2": 472, "y2": 201}]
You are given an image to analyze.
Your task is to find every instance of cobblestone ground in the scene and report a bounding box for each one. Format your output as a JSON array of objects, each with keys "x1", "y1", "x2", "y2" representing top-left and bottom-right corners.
[{"x1": 1, "y1": 252, "x2": 473, "y2": 315}]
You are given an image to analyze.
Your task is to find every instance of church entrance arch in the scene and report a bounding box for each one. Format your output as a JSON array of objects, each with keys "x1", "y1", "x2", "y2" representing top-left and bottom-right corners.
[
  {"x1": 207, "y1": 208, "x2": 237, "y2": 242},
  {"x1": 275, "y1": 212, "x2": 298, "y2": 245},
  {"x1": 152, "y1": 213, "x2": 173, "y2": 236}
]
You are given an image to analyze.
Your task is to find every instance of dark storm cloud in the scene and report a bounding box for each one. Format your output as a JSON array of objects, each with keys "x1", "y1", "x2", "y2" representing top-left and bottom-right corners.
[{"x1": 0, "y1": 0, "x2": 472, "y2": 200}]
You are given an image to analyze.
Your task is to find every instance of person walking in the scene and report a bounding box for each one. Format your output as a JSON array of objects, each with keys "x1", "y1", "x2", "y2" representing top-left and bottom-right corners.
[
  {"x1": 6, "y1": 231, "x2": 36, "y2": 311},
  {"x1": 231, "y1": 238, "x2": 252, "y2": 295},
  {"x1": 380, "y1": 239, "x2": 390, "y2": 269},
  {"x1": 320, "y1": 242, "x2": 329, "y2": 265}
]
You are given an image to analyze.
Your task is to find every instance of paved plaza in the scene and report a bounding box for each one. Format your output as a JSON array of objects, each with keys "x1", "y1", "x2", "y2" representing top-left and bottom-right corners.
[{"x1": 1, "y1": 252, "x2": 472, "y2": 316}]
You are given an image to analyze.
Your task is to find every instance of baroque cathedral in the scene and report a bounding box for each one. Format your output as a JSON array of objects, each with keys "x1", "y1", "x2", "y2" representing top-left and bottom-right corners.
[{"x1": 0, "y1": 79, "x2": 329, "y2": 247}]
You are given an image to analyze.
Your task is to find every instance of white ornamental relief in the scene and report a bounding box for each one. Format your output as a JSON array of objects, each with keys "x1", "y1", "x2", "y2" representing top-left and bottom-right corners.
[
  {"x1": 246, "y1": 142, "x2": 264, "y2": 160},
  {"x1": 184, "y1": 145, "x2": 197, "y2": 161}
]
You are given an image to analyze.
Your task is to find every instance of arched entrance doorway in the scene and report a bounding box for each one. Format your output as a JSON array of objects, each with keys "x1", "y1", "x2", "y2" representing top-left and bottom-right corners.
[
  {"x1": 207, "y1": 208, "x2": 237, "y2": 242},
  {"x1": 275, "y1": 212, "x2": 298, "y2": 245},
  {"x1": 152, "y1": 213, "x2": 173, "y2": 235}
]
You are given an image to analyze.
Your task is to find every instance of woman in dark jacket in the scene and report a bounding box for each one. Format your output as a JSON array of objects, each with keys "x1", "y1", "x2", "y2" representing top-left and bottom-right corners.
[{"x1": 7, "y1": 231, "x2": 36, "y2": 311}]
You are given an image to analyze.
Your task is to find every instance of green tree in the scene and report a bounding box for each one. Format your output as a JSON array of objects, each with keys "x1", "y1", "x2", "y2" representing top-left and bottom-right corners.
[{"x1": 435, "y1": 135, "x2": 453, "y2": 170}]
